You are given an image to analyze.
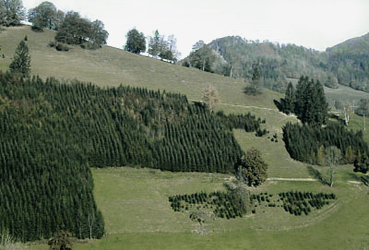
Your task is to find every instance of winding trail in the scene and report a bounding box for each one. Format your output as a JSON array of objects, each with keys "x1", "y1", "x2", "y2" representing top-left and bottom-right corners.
[{"x1": 267, "y1": 177, "x2": 316, "y2": 181}]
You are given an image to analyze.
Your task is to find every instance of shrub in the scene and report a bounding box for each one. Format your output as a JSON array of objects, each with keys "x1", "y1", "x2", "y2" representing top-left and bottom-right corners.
[
  {"x1": 48, "y1": 41, "x2": 56, "y2": 47},
  {"x1": 235, "y1": 148, "x2": 268, "y2": 187},
  {"x1": 55, "y1": 43, "x2": 70, "y2": 52}
]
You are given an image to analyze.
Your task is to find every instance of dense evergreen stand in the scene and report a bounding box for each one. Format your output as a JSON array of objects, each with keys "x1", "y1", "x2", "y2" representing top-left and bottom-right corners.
[{"x1": 0, "y1": 71, "x2": 264, "y2": 241}]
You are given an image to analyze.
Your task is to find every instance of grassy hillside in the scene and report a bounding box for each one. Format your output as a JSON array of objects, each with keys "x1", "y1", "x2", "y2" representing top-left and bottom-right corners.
[
  {"x1": 2, "y1": 26, "x2": 369, "y2": 249},
  {"x1": 0, "y1": 26, "x2": 280, "y2": 109},
  {"x1": 2, "y1": 26, "x2": 367, "y2": 111}
]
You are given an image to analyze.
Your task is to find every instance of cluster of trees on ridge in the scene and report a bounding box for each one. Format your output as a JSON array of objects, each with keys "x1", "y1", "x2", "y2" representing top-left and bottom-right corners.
[
  {"x1": 0, "y1": 0, "x2": 25, "y2": 26},
  {"x1": 124, "y1": 28, "x2": 180, "y2": 62},
  {"x1": 1, "y1": 0, "x2": 179, "y2": 59},
  {"x1": 0, "y1": 68, "x2": 267, "y2": 242},
  {"x1": 27, "y1": 1, "x2": 64, "y2": 30},
  {"x1": 0, "y1": 0, "x2": 109, "y2": 50},
  {"x1": 31, "y1": 2, "x2": 109, "y2": 50}
]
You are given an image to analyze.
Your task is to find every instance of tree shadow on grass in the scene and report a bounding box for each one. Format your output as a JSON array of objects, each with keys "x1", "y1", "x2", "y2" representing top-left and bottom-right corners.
[
  {"x1": 348, "y1": 172, "x2": 362, "y2": 182},
  {"x1": 307, "y1": 166, "x2": 329, "y2": 186},
  {"x1": 347, "y1": 172, "x2": 369, "y2": 187}
]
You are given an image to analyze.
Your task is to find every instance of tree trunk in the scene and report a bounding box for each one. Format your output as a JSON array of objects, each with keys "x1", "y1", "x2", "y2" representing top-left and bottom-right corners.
[
  {"x1": 329, "y1": 164, "x2": 334, "y2": 187},
  {"x1": 87, "y1": 213, "x2": 95, "y2": 239}
]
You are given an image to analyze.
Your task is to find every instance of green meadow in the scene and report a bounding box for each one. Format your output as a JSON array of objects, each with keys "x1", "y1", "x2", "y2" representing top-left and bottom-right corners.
[{"x1": 70, "y1": 166, "x2": 368, "y2": 250}]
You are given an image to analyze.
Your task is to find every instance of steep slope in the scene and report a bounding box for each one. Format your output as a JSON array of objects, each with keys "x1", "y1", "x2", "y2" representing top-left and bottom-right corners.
[{"x1": 0, "y1": 25, "x2": 281, "y2": 109}]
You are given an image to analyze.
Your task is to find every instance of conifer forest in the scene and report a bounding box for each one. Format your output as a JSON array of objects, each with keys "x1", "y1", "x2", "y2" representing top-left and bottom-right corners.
[{"x1": 0, "y1": 71, "x2": 264, "y2": 241}]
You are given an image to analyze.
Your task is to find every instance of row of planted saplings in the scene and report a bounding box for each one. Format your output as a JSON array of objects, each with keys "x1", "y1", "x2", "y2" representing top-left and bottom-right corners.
[
  {"x1": 279, "y1": 191, "x2": 337, "y2": 216},
  {"x1": 168, "y1": 192, "x2": 209, "y2": 212},
  {"x1": 251, "y1": 192, "x2": 274, "y2": 203},
  {"x1": 249, "y1": 191, "x2": 337, "y2": 216},
  {"x1": 212, "y1": 192, "x2": 244, "y2": 219},
  {"x1": 168, "y1": 191, "x2": 244, "y2": 220},
  {"x1": 250, "y1": 192, "x2": 278, "y2": 214}
]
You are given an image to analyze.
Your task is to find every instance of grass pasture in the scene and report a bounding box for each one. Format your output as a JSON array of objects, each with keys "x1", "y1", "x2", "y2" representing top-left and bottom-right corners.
[
  {"x1": 60, "y1": 167, "x2": 367, "y2": 250},
  {"x1": 28, "y1": 154, "x2": 369, "y2": 249}
]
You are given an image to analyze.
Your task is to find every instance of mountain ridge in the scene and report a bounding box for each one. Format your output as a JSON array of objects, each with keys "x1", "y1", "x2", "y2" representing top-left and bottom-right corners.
[
  {"x1": 182, "y1": 32, "x2": 369, "y2": 92},
  {"x1": 326, "y1": 32, "x2": 369, "y2": 54}
]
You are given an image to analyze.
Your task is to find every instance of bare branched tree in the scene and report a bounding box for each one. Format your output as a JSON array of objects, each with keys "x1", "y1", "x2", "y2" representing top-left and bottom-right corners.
[
  {"x1": 325, "y1": 146, "x2": 341, "y2": 187},
  {"x1": 202, "y1": 84, "x2": 220, "y2": 112},
  {"x1": 343, "y1": 102, "x2": 353, "y2": 126}
]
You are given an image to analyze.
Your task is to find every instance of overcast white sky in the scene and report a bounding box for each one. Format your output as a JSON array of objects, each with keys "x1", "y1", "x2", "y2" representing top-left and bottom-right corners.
[{"x1": 22, "y1": 0, "x2": 369, "y2": 58}]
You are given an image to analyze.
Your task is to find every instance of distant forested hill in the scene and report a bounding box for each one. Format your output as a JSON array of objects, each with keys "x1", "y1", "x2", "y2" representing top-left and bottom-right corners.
[
  {"x1": 208, "y1": 36, "x2": 330, "y2": 92},
  {"x1": 182, "y1": 33, "x2": 369, "y2": 93},
  {"x1": 325, "y1": 33, "x2": 369, "y2": 92}
]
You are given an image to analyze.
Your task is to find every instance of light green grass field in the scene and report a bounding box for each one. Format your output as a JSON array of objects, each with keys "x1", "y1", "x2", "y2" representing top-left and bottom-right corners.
[
  {"x1": 56, "y1": 166, "x2": 368, "y2": 250},
  {"x1": 3, "y1": 26, "x2": 369, "y2": 250}
]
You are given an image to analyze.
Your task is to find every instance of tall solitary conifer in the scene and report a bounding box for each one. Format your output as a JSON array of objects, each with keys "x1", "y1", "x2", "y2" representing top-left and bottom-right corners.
[{"x1": 9, "y1": 40, "x2": 31, "y2": 77}]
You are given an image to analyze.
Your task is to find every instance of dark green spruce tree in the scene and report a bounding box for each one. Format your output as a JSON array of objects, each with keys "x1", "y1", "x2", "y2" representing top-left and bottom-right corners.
[
  {"x1": 294, "y1": 76, "x2": 328, "y2": 126},
  {"x1": 245, "y1": 63, "x2": 262, "y2": 95},
  {"x1": 312, "y1": 80, "x2": 328, "y2": 126},
  {"x1": 294, "y1": 76, "x2": 309, "y2": 121},
  {"x1": 284, "y1": 82, "x2": 295, "y2": 114},
  {"x1": 9, "y1": 40, "x2": 31, "y2": 77}
]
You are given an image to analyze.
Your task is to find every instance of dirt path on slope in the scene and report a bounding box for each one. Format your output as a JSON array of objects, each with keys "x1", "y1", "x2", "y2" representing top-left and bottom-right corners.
[{"x1": 267, "y1": 177, "x2": 316, "y2": 181}]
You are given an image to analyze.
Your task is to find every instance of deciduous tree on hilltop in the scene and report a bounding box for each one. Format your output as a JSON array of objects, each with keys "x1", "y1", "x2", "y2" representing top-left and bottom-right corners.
[
  {"x1": 124, "y1": 28, "x2": 146, "y2": 54},
  {"x1": 0, "y1": 0, "x2": 25, "y2": 26}
]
